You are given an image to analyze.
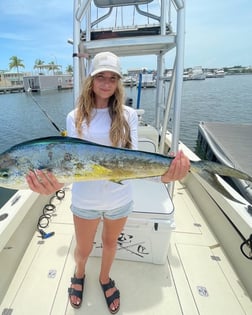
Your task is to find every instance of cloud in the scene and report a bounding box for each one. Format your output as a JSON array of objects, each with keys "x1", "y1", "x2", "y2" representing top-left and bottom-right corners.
[
  {"x1": 1, "y1": 0, "x2": 251, "y2": 71},
  {"x1": 0, "y1": 32, "x2": 32, "y2": 41}
]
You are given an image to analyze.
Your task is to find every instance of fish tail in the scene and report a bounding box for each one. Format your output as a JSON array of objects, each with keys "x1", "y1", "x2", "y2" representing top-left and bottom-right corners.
[
  {"x1": 191, "y1": 160, "x2": 252, "y2": 182},
  {"x1": 195, "y1": 170, "x2": 245, "y2": 204},
  {"x1": 189, "y1": 160, "x2": 252, "y2": 204}
]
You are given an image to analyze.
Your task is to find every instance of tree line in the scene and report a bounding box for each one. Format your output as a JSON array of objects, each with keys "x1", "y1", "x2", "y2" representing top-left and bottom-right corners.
[{"x1": 8, "y1": 56, "x2": 73, "y2": 75}]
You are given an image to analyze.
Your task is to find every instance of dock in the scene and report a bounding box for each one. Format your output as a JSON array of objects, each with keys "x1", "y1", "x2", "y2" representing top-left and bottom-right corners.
[
  {"x1": 0, "y1": 86, "x2": 24, "y2": 94},
  {"x1": 197, "y1": 121, "x2": 252, "y2": 203}
]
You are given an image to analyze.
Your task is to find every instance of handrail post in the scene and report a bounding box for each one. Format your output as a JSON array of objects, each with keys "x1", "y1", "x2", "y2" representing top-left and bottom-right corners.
[{"x1": 168, "y1": 1, "x2": 185, "y2": 197}]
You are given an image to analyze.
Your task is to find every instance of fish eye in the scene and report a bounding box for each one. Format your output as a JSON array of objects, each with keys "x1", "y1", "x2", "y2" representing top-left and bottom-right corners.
[{"x1": 0, "y1": 171, "x2": 9, "y2": 178}]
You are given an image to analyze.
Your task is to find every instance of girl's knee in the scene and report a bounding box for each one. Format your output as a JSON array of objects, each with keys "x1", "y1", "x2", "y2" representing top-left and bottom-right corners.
[
  {"x1": 102, "y1": 236, "x2": 118, "y2": 250},
  {"x1": 75, "y1": 245, "x2": 93, "y2": 260}
]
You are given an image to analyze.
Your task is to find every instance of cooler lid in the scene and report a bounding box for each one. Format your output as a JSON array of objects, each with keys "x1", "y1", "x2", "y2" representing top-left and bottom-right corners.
[{"x1": 130, "y1": 179, "x2": 174, "y2": 220}]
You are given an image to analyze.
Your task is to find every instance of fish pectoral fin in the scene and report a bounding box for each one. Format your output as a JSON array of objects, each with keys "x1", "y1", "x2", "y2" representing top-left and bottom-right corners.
[
  {"x1": 109, "y1": 179, "x2": 124, "y2": 185},
  {"x1": 198, "y1": 170, "x2": 245, "y2": 204},
  {"x1": 91, "y1": 164, "x2": 112, "y2": 176}
]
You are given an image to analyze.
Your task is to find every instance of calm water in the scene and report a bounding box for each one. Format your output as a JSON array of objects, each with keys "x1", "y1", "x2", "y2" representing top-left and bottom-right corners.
[{"x1": 1, "y1": 74, "x2": 252, "y2": 154}]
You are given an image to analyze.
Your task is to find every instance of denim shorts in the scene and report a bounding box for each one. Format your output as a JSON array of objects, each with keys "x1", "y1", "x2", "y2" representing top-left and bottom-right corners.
[{"x1": 71, "y1": 201, "x2": 134, "y2": 220}]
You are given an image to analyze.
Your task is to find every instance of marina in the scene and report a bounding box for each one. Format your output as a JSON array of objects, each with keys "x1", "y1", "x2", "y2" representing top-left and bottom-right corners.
[
  {"x1": 0, "y1": 1, "x2": 252, "y2": 314},
  {"x1": 1, "y1": 75, "x2": 252, "y2": 155}
]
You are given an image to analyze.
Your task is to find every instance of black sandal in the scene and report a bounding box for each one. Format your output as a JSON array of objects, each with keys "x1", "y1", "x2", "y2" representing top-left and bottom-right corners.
[
  {"x1": 68, "y1": 274, "x2": 85, "y2": 309},
  {"x1": 100, "y1": 278, "x2": 120, "y2": 314}
]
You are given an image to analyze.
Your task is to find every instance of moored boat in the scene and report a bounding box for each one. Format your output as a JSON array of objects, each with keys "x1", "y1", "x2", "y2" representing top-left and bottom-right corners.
[
  {"x1": 215, "y1": 68, "x2": 225, "y2": 77},
  {"x1": 206, "y1": 69, "x2": 226, "y2": 78},
  {"x1": 122, "y1": 76, "x2": 137, "y2": 87},
  {"x1": 137, "y1": 73, "x2": 156, "y2": 88},
  {"x1": 188, "y1": 66, "x2": 206, "y2": 80}
]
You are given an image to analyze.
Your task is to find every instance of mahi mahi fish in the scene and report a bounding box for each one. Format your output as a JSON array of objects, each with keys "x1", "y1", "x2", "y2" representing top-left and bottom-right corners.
[{"x1": 0, "y1": 136, "x2": 251, "y2": 202}]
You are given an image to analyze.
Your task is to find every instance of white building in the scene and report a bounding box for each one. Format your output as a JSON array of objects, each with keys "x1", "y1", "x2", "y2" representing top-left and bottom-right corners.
[{"x1": 23, "y1": 75, "x2": 73, "y2": 92}]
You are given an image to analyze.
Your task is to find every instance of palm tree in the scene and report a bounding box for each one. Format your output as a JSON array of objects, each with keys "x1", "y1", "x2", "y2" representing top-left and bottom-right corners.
[
  {"x1": 9, "y1": 56, "x2": 25, "y2": 73},
  {"x1": 48, "y1": 61, "x2": 60, "y2": 75},
  {"x1": 66, "y1": 65, "x2": 73, "y2": 74},
  {"x1": 34, "y1": 59, "x2": 45, "y2": 74}
]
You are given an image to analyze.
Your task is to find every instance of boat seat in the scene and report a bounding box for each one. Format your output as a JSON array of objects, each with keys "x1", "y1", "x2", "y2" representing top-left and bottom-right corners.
[
  {"x1": 138, "y1": 138, "x2": 157, "y2": 152},
  {"x1": 138, "y1": 124, "x2": 159, "y2": 151}
]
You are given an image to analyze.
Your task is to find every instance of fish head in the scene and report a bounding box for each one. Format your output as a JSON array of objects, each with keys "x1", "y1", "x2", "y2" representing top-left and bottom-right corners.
[
  {"x1": 0, "y1": 166, "x2": 15, "y2": 189},
  {"x1": 0, "y1": 168, "x2": 9, "y2": 180},
  {"x1": 0, "y1": 154, "x2": 27, "y2": 189}
]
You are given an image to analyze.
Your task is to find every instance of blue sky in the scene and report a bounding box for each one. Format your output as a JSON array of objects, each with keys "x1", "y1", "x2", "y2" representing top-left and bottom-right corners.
[{"x1": 0, "y1": 0, "x2": 251, "y2": 73}]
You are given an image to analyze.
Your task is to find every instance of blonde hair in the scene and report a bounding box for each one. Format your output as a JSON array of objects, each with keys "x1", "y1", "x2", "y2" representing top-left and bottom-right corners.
[{"x1": 75, "y1": 76, "x2": 132, "y2": 148}]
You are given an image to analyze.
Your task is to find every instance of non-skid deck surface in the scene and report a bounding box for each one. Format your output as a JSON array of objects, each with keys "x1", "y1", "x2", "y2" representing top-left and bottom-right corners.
[{"x1": 1, "y1": 183, "x2": 252, "y2": 315}]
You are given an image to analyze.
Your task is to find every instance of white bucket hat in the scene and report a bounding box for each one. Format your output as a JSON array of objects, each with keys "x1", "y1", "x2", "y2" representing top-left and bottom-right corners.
[{"x1": 90, "y1": 52, "x2": 122, "y2": 78}]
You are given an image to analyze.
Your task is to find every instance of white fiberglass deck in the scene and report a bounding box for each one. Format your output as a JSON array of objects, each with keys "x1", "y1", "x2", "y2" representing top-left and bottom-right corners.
[{"x1": 1, "y1": 182, "x2": 252, "y2": 315}]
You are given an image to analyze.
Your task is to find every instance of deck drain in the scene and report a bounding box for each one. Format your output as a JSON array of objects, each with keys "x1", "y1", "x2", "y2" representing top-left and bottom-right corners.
[
  {"x1": 211, "y1": 255, "x2": 221, "y2": 261},
  {"x1": 48, "y1": 269, "x2": 57, "y2": 278},
  {"x1": 197, "y1": 286, "x2": 209, "y2": 297},
  {"x1": 0, "y1": 213, "x2": 8, "y2": 221}
]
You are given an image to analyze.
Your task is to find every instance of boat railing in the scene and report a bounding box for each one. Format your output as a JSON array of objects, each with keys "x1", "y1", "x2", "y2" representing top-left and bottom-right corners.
[
  {"x1": 81, "y1": 0, "x2": 172, "y2": 46},
  {"x1": 93, "y1": 0, "x2": 160, "y2": 25}
]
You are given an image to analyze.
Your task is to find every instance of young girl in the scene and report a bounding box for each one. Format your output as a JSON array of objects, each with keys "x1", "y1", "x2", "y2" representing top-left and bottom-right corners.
[{"x1": 26, "y1": 51, "x2": 190, "y2": 314}]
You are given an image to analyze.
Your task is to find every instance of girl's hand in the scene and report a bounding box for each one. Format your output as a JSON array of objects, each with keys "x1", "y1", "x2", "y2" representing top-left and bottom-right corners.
[
  {"x1": 26, "y1": 170, "x2": 64, "y2": 195},
  {"x1": 161, "y1": 151, "x2": 190, "y2": 183}
]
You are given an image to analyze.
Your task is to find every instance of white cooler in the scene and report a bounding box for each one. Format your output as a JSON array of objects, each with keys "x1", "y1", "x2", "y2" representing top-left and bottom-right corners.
[{"x1": 91, "y1": 179, "x2": 175, "y2": 264}]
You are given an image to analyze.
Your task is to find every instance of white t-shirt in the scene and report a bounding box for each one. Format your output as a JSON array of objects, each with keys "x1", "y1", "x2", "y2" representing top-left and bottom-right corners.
[{"x1": 66, "y1": 105, "x2": 138, "y2": 211}]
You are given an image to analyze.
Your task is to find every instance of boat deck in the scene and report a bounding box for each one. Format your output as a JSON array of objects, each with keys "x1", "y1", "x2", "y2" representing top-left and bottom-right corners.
[
  {"x1": 198, "y1": 122, "x2": 252, "y2": 176},
  {"x1": 1, "y1": 182, "x2": 252, "y2": 315}
]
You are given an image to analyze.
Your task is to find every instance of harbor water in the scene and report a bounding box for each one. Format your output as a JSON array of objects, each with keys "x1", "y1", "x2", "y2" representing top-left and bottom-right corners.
[
  {"x1": 1, "y1": 74, "x2": 252, "y2": 206},
  {"x1": 1, "y1": 75, "x2": 252, "y2": 155}
]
